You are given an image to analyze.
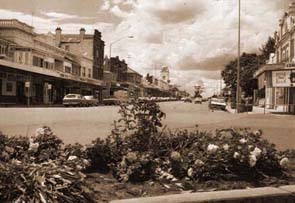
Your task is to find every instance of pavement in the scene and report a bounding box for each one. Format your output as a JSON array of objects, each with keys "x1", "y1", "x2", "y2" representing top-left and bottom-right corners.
[{"x1": 0, "y1": 101, "x2": 294, "y2": 150}]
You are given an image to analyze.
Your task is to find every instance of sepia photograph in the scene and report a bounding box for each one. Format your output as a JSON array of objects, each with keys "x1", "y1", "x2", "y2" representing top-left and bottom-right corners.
[{"x1": 0, "y1": 0, "x2": 295, "y2": 202}]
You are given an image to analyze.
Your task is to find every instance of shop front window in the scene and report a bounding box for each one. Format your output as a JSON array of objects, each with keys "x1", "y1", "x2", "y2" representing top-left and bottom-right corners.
[{"x1": 6, "y1": 82, "x2": 13, "y2": 92}]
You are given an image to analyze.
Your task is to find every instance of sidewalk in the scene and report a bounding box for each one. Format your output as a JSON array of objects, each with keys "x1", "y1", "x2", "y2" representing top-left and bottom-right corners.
[{"x1": 226, "y1": 105, "x2": 292, "y2": 115}]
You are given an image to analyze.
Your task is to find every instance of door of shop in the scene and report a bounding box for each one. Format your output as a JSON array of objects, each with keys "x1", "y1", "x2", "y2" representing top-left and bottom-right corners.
[
  {"x1": 0, "y1": 79, "x2": 2, "y2": 102},
  {"x1": 289, "y1": 87, "x2": 295, "y2": 114},
  {"x1": 16, "y1": 81, "x2": 25, "y2": 104}
]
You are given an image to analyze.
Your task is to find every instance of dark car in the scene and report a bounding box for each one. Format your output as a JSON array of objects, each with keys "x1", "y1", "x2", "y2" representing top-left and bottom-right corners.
[
  {"x1": 184, "y1": 97, "x2": 192, "y2": 103},
  {"x1": 103, "y1": 98, "x2": 121, "y2": 105},
  {"x1": 62, "y1": 94, "x2": 86, "y2": 107},
  {"x1": 194, "y1": 97, "x2": 202, "y2": 104},
  {"x1": 83, "y1": 95, "x2": 99, "y2": 106}
]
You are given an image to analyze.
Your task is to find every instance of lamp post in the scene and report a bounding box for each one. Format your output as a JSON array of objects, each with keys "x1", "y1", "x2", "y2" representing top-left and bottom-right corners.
[
  {"x1": 109, "y1": 35, "x2": 134, "y2": 66},
  {"x1": 108, "y1": 36, "x2": 133, "y2": 96},
  {"x1": 236, "y1": 0, "x2": 241, "y2": 113}
]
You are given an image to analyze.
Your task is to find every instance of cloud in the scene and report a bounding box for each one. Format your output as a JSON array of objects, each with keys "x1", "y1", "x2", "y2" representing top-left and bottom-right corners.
[
  {"x1": 110, "y1": 5, "x2": 129, "y2": 18},
  {"x1": 101, "y1": 0, "x2": 111, "y2": 11},
  {"x1": 42, "y1": 11, "x2": 78, "y2": 19},
  {"x1": 145, "y1": 32, "x2": 163, "y2": 44},
  {"x1": 177, "y1": 54, "x2": 235, "y2": 71}
]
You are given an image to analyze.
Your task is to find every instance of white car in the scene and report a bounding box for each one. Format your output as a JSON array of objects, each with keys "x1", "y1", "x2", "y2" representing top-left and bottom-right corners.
[
  {"x1": 83, "y1": 95, "x2": 99, "y2": 106},
  {"x1": 62, "y1": 94, "x2": 85, "y2": 107},
  {"x1": 209, "y1": 98, "x2": 227, "y2": 111},
  {"x1": 194, "y1": 97, "x2": 202, "y2": 104}
]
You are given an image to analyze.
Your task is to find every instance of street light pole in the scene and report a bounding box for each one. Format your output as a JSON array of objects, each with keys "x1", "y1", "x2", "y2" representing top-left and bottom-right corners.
[
  {"x1": 236, "y1": 0, "x2": 241, "y2": 113},
  {"x1": 108, "y1": 35, "x2": 133, "y2": 72},
  {"x1": 109, "y1": 36, "x2": 133, "y2": 61}
]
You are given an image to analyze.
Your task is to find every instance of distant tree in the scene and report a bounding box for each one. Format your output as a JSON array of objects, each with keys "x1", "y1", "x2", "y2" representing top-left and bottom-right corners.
[
  {"x1": 221, "y1": 53, "x2": 260, "y2": 99},
  {"x1": 259, "y1": 36, "x2": 276, "y2": 63},
  {"x1": 221, "y1": 37, "x2": 275, "y2": 101}
]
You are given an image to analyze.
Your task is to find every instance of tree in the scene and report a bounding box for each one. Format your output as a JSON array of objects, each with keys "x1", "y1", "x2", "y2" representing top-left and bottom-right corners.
[
  {"x1": 260, "y1": 37, "x2": 276, "y2": 63},
  {"x1": 221, "y1": 37, "x2": 275, "y2": 102},
  {"x1": 222, "y1": 53, "x2": 260, "y2": 99}
]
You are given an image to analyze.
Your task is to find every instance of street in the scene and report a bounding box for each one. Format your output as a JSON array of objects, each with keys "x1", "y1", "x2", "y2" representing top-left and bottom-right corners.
[{"x1": 0, "y1": 102, "x2": 294, "y2": 150}]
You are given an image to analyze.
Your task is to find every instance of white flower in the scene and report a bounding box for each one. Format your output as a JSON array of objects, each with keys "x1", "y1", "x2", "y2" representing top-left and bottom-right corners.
[
  {"x1": 233, "y1": 152, "x2": 240, "y2": 159},
  {"x1": 170, "y1": 151, "x2": 181, "y2": 161},
  {"x1": 11, "y1": 159, "x2": 22, "y2": 165},
  {"x1": 249, "y1": 154, "x2": 257, "y2": 167},
  {"x1": 194, "y1": 159, "x2": 204, "y2": 167},
  {"x1": 35, "y1": 127, "x2": 45, "y2": 136},
  {"x1": 125, "y1": 152, "x2": 137, "y2": 163},
  {"x1": 223, "y1": 144, "x2": 230, "y2": 151},
  {"x1": 187, "y1": 168, "x2": 194, "y2": 177},
  {"x1": 254, "y1": 130, "x2": 262, "y2": 136},
  {"x1": 239, "y1": 138, "x2": 247, "y2": 144},
  {"x1": 250, "y1": 147, "x2": 262, "y2": 158},
  {"x1": 67, "y1": 155, "x2": 78, "y2": 161},
  {"x1": 29, "y1": 138, "x2": 39, "y2": 151},
  {"x1": 207, "y1": 144, "x2": 219, "y2": 154},
  {"x1": 280, "y1": 157, "x2": 290, "y2": 168},
  {"x1": 83, "y1": 159, "x2": 90, "y2": 166}
]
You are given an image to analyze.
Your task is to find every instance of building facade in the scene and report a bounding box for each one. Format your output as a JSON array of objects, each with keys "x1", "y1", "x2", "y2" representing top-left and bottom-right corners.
[
  {"x1": 254, "y1": 3, "x2": 295, "y2": 114},
  {"x1": 0, "y1": 19, "x2": 105, "y2": 105}
]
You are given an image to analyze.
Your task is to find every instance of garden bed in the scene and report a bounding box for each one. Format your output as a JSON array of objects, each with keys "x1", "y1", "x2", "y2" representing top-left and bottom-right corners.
[{"x1": 0, "y1": 100, "x2": 295, "y2": 203}]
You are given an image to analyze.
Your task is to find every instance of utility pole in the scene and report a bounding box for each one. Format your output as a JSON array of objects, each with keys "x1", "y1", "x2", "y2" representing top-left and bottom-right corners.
[{"x1": 236, "y1": 0, "x2": 241, "y2": 113}]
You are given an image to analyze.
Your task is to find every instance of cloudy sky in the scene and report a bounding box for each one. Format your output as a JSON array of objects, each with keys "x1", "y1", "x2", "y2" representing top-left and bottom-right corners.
[{"x1": 0, "y1": 0, "x2": 290, "y2": 95}]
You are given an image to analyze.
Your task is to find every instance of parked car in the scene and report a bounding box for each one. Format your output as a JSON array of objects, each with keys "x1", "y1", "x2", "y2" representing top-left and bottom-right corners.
[
  {"x1": 184, "y1": 97, "x2": 192, "y2": 103},
  {"x1": 62, "y1": 94, "x2": 85, "y2": 107},
  {"x1": 83, "y1": 95, "x2": 99, "y2": 106},
  {"x1": 102, "y1": 97, "x2": 129, "y2": 105},
  {"x1": 194, "y1": 97, "x2": 202, "y2": 104},
  {"x1": 209, "y1": 97, "x2": 227, "y2": 111}
]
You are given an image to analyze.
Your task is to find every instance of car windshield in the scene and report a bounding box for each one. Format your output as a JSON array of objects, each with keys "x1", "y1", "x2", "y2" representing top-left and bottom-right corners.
[
  {"x1": 211, "y1": 98, "x2": 225, "y2": 103},
  {"x1": 65, "y1": 94, "x2": 78, "y2": 98},
  {"x1": 84, "y1": 96, "x2": 93, "y2": 99}
]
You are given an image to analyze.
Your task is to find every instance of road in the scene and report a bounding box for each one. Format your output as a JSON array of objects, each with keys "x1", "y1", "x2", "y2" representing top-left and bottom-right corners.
[{"x1": 0, "y1": 102, "x2": 294, "y2": 150}]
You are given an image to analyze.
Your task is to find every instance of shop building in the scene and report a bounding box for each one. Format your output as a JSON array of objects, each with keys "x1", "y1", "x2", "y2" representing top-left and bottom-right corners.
[
  {"x1": 254, "y1": 3, "x2": 295, "y2": 114},
  {"x1": 0, "y1": 19, "x2": 105, "y2": 105}
]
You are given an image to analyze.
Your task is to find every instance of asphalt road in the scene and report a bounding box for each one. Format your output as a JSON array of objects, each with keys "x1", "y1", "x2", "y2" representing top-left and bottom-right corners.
[{"x1": 0, "y1": 102, "x2": 294, "y2": 150}]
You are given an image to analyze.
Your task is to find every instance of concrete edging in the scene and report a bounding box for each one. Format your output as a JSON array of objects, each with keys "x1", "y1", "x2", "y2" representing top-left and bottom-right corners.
[{"x1": 110, "y1": 185, "x2": 295, "y2": 203}]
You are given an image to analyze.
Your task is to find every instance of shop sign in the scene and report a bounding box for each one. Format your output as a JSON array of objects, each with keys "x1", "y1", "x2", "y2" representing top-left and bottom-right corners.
[
  {"x1": 272, "y1": 70, "x2": 292, "y2": 87},
  {"x1": 47, "y1": 84, "x2": 52, "y2": 90},
  {"x1": 285, "y1": 62, "x2": 295, "y2": 68},
  {"x1": 25, "y1": 81, "x2": 31, "y2": 88}
]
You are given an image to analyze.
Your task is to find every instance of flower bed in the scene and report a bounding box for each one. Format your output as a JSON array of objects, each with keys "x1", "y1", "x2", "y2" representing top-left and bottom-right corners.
[{"x1": 0, "y1": 100, "x2": 295, "y2": 202}]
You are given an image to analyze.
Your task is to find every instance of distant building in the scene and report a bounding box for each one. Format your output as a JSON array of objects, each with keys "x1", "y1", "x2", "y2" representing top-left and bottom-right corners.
[
  {"x1": 160, "y1": 66, "x2": 170, "y2": 83},
  {"x1": 0, "y1": 19, "x2": 105, "y2": 105},
  {"x1": 143, "y1": 73, "x2": 171, "y2": 97},
  {"x1": 254, "y1": 2, "x2": 295, "y2": 114}
]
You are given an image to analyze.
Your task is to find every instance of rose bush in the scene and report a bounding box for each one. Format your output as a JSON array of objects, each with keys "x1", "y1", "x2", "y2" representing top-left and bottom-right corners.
[{"x1": 87, "y1": 100, "x2": 291, "y2": 185}]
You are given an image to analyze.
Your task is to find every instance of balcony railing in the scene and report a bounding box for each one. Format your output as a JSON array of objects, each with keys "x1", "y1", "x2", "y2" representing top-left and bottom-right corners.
[{"x1": 0, "y1": 19, "x2": 34, "y2": 34}]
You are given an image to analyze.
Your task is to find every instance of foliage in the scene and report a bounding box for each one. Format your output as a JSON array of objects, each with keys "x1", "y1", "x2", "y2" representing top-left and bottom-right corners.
[
  {"x1": 221, "y1": 53, "x2": 260, "y2": 98},
  {"x1": 87, "y1": 100, "x2": 289, "y2": 185},
  {"x1": 0, "y1": 160, "x2": 95, "y2": 203},
  {"x1": 221, "y1": 36, "x2": 276, "y2": 99},
  {"x1": 0, "y1": 127, "x2": 95, "y2": 203},
  {"x1": 259, "y1": 37, "x2": 276, "y2": 63},
  {"x1": 86, "y1": 100, "x2": 165, "y2": 181},
  {"x1": 0, "y1": 100, "x2": 293, "y2": 201}
]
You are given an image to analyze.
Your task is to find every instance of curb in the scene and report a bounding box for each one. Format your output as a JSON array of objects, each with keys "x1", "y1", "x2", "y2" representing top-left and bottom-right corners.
[{"x1": 110, "y1": 185, "x2": 295, "y2": 203}]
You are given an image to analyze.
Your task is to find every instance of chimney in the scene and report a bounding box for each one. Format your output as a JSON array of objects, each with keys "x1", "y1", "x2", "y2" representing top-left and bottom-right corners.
[
  {"x1": 55, "y1": 27, "x2": 62, "y2": 47},
  {"x1": 80, "y1": 28, "x2": 86, "y2": 40}
]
